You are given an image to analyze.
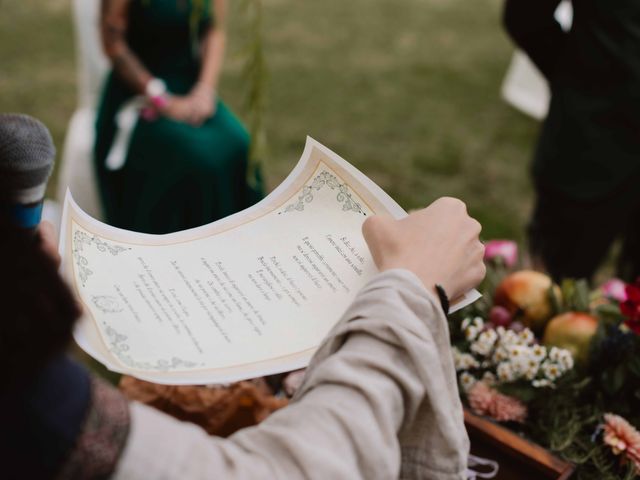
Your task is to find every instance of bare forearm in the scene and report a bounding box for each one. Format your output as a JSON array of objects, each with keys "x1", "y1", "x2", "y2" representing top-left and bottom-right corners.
[
  {"x1": 111, "y1": 47, "x2": 152, "y2": 93},
  {"x1": 197, "y1": 27, "x2": 226, "y2": 91},
  {"x1": 196, "y1": 0, "x2": 227, "y2": 92},
  {"x1": 101, "y1": 0, "x2": 152, "y2": 94}
]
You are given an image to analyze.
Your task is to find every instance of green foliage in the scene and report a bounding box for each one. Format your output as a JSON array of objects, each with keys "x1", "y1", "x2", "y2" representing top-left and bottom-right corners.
[
  {"x1": 589, "y1": 317, "x2": 640, "y2": 425},
  {"x1": 526, "y1": 376, "x2": 638, "y2": 480},
  {"x1": 559, "y1": 278, "x2": 591, "y2": 312},
  {"x1": 496, "y1": 380, "x2": 537, "y2": 403},
  {"x1": 594, "y1": 302, "x2": 625, "y2": 320},
  {"x1": 190, "y1": 0, "x2": 208, "y2": 54},
  {"x1": 527, "y1": 376, "x2": 594, "y2": 451},
  {"x1": 482, "y1": 257, "x2": 509, "y2": 302},
  {"x1": 237, "y1": 0, "x2": 268, "y2": 187},
  {"x1": 548, "y1": 282, "x2": 563, "y2": 316},
  {"x1": 629, "y1": 354, "x2": 640, "y2": 377}
]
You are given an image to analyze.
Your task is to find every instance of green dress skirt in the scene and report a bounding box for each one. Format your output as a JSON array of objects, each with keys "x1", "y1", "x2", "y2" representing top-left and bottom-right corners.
[{"x1": 94, "y1": 0, "x2": 263, "y2": 234}]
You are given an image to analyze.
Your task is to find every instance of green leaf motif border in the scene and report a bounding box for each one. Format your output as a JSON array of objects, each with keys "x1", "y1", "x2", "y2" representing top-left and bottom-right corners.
[
  {"x1": 73, "y1": 230, "x2": 131, "y2": 287},
  {"x1": 105, "y1": 325, "x2": 203, "y2": 372},
  {"x1": 281, "y1": 170, "x2": 366, "y2": 216}
]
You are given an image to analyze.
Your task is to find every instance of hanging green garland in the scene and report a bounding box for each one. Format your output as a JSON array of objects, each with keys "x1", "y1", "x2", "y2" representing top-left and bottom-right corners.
[
  {"x1": 189, "y1": 0, "x2": 207, "y2": 51},
  {"x1": 238, "y1": 0, "x2": 267, "y2": 189}
]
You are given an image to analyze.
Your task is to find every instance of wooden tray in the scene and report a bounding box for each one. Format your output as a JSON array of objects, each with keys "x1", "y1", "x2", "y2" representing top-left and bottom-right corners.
[{"x1": 465, "y1": 409, "x2": 575, "y2": 480}]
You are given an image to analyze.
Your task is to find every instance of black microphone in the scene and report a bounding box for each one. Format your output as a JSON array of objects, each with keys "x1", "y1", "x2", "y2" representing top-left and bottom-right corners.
[{"x1": 0, "y1": 114, "x2": 55, "y2": 230}]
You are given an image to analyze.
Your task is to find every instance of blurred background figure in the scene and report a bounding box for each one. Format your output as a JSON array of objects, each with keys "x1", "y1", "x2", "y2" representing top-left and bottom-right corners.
[
  {"x1": 500, "y1": 1, "x2": 572, "y2": 120},
  {"x1": 92, "y1": 0, "x2": 270, "y2": 413},
  {"x1": 94, "y1": 0, "x2": 262, "y2": 234},
  {"x1": 503, "y1": 0, "x2": 640, "y2": 283}
]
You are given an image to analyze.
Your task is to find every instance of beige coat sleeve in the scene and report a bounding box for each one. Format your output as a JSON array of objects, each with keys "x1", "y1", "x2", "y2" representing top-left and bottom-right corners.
[{"x1": 113, "y1": 269, "x2": 469, "y2": 480}]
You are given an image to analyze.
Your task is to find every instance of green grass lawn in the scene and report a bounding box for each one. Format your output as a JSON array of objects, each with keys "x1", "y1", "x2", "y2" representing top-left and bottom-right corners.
[{"x1": 0, "y1": 0, "x2": 539, "y2": 241}]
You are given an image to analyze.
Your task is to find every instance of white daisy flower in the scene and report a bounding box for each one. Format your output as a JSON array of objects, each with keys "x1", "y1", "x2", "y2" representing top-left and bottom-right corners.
[
  {"x1": 548, "y1": 346, "x2": 562, "y2": 363},
  {"x1": 497, "y1": 362, "x2": 516, "y2": 382},
  {"x1": 542, "y1": 361, "x2": 562, "y2": 381},
  {"x1": 460, "y1": 353, "x2": 480, "y2": 370},
  {"x1": 524, "y1": 358, "x2": 541, "y2": 380},
  {"x1": 508, "y1": 345, "x2": 529, "y2": 361},
  {"x1": 459, "y1": 372, "x2": 477, "y2": 392},
  {"x1": 510, "y1": 354, "x2": 532, "y2": 377},
  {"x1": 531, "y1": 344, "x2": 547, "y2": 362},
  {"x1": 462, "y1": 316, "x2": 483, "y2": 331},
  {"x1": 533, "y1": 379, "x2": 554, "y2": 388},
  {"x1": 492, "y1": 346, "x2": 509, "y2": 363},
  {"x1": 500, "y1": 330, "x2": 519, "y2": 347},
  {"x1": 465, "y1": 325, "x2": 480, "y2": 342},
  {"x1": 471, "y1": 330, "x2": 498, "y2": 356},
  {"x1": 557, "y1": 349, "x2": 574, "y2": 371},
  {"x1": 518, "y1": 329, "x2": 535, "y2": 345},
  {"x1": 452, "y1": 349, "x2": 479, "y2": 371},
  {"x1": 461, "y1": 317, "x2": 473, "y2": 331}
]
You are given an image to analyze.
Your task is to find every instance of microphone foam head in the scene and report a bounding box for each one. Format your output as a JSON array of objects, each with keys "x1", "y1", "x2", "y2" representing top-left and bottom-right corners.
[{"x1": 0, "y1": 114, "x2": 55, "y2": 201}]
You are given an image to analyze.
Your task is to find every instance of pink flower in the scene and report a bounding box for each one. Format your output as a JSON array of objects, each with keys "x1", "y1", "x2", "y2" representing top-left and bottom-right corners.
[
  {"x1": 601, "y1": 279, "x2": 628, "y2": 303},
  {"x1": 603, "y1": 413, "x2": 640, "y2": 474},
  {"x1": 467, "y1": 382, "x2": 527, "y2": 423},
  {"x1": 484, "y1": 240, "x2": 518, "y2": 268}
]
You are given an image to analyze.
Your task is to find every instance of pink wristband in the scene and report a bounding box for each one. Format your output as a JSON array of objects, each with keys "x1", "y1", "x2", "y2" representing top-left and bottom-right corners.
[
  {"x1": 145, "y1": 78, "x2": 169, "y2": 109},
  {"x1": 150, "y1": 94, "x2": 169, "y2": 109}
]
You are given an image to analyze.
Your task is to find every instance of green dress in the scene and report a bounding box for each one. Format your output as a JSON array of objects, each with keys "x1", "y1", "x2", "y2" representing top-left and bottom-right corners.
[{"x1": 94, "y1": 0, "x2": 263, "y2": 234}]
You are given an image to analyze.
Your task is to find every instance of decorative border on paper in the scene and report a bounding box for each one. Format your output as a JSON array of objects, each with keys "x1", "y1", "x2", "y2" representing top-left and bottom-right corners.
[
  {"x1": 67, "y1": 145, "x2": 385, "y2": 376},
  {"x1": 91, "y1": 295, "x2": 124, "y2": 314},
  {"x1": 105, "y1": 326, "x2": 203, "y2": 372},
  {"x1": 281, "y1": 170, "x2": 366, "y2": 216},
  {"x1": 73, "y1": 230, "x2": 131, "y2": 287}
]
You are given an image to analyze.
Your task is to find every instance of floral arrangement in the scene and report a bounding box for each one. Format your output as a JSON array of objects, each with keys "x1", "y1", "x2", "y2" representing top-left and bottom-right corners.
[
  {"x1": 602, "y1": 413, "x2": 640, "y2": 476},
  {"x1": 451, "y1": 240, "x2": 640, "y2": 479},
  {"x1": 455, "y1": 318, "x2": 574, "y2": 391}
]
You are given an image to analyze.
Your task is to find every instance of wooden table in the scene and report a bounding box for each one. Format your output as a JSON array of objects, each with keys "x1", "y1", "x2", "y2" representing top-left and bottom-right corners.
[{"x1": 465, "y1": 409, "x2": 575, "y2": 480}]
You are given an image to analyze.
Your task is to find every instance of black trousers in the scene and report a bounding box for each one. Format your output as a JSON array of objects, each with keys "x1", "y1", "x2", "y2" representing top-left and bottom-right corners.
[{"x1": 528, "y1": 182, "x2": 640, "y2": 284}]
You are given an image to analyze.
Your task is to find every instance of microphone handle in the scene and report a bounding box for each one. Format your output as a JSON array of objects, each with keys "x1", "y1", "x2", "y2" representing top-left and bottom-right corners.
[{"x1": 5, "y1": 200, "x2": 43, "y2": 231}]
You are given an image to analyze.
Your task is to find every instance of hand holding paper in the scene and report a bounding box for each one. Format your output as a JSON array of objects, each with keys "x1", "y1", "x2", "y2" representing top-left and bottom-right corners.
[{"x1": 363, "y1": 198, "x2": 485, "y2": 300}]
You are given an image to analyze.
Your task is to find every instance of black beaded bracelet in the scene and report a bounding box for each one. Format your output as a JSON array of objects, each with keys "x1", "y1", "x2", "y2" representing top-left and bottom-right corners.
[{"x1": 435, "y1": 284, "x2": 450, "y2": 315}]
